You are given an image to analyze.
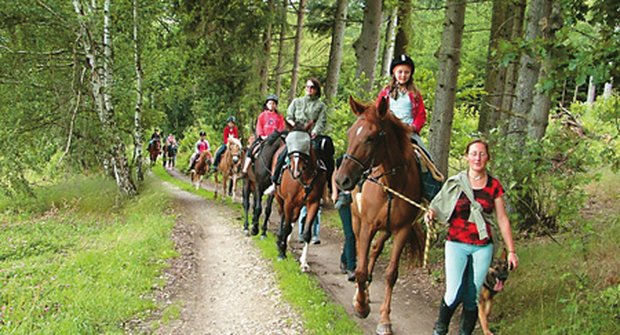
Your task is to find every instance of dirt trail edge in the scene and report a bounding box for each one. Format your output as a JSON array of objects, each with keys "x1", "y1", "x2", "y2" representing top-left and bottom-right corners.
[{"x1": 160, "y1": 169, "x2": 438, "y2": 334}]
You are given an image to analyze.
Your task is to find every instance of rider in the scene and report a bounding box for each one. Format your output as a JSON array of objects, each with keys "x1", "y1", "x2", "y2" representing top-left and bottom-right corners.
[
  {"x1": 376, "y1": 54, "x2": 428, "y2": 154},
  {"x1": 148, "y1": 128, "x2": 161, "y2": 147},
  {"x1": 241, "y1": 94, "x2": 286, "y2": 175},
  {"x1": 264, "y1": 77, "x2": 334, "y2": 196},
  {"x1": 212, "y1": 116, "x2": 240, "y2": 172},
  {"x1": 187, "y1": 131, "x2": 210, "y2": 173}
]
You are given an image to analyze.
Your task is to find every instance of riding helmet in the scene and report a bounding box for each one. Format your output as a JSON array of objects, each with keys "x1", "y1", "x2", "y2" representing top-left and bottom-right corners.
[
  {"x1": 226, "y1": 116, "x2": 236, "y2": 123},
  {"x1": 390, "y1": 54, "x2": 415, "y2": 76},
  {"x1": 199, "y1": 131, "x2": 206, "y2": 136},
  {"x1": 265, "y1": 94, "x2": 279, "y2": 104}
]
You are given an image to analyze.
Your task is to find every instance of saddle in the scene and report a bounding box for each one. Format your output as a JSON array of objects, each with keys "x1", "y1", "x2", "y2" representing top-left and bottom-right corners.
[{"x1": 411, "y1": 143, "x2": 444, "y2": 201}]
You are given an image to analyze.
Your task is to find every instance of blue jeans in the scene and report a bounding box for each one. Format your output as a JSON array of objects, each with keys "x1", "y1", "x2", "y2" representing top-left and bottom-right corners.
[
  {"x1": 338, "y1": 204, "x2": 356, "y2": 271},
  {"x1": 298, "y1": 206, "x2": 320, "y2": 240},
  {"x1": 443, "y1": 240, "x2": 493, "y2": 309}
]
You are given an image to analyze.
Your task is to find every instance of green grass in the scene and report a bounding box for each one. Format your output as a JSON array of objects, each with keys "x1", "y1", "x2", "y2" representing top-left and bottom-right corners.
[
  {"x1": 483, "y1": 169, "x2": 620, "y2": 335},
  {"x1": 153, "y1": 165, "x2": 363, "y2": 334},
  {"x1": 0, "y1": 175, "x2": 177, "y2": 334}
]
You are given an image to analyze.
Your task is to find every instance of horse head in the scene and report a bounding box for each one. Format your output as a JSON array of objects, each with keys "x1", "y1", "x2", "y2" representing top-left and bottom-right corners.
[
  {"x1": 335, "y1": 96, "x2": 390, "y2": 191},
  {"x1": 285, "y1": 130, "x2": 313, "y2": 180},
  {"x1": 227, "y1": 137, "x2": 243, "y2": 165}
]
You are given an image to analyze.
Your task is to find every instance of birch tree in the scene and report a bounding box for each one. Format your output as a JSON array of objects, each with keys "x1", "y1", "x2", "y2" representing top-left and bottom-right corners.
[
  {"x1": 427, "y1": 0, "x2": 466, "y2": 176},
  {"x1": 132, "y1": 0, "x2": 144, "y2": 182},
  {"x1": 380, "y1": 7, "x2": 398, "y2": 78},
  {"x1": 73, "y1": 0, "x2": 137, "y2": 196},
  {"x1": 499, "y1": 0, "x2": 526, "y2": 130},
  {"x1": 324, "y1": 0, "x2": 349, "y2": 101},
  {"x1": 394, "y1": 0, "x2": 412, "y2": 56},
  {"x1": 259, "y1": 0, "x2": 275, "y2": 96},
  {"x1": 353, "y1": 0, "x2": 383, "y2": 93},
  {"x1": 274, "y1": 0, "x2": 288, "y2": 98}
]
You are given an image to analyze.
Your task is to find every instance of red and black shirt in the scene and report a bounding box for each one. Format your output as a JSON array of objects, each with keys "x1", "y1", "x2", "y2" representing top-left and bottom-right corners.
[{"x1": 447, "y1": 176, "x2": 504, "y2": 245}]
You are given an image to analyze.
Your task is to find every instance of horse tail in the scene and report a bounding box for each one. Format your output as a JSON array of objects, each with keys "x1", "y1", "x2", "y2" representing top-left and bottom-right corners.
[{"x1": 407, "y1": 220, "x2": 426, "y2": 268}]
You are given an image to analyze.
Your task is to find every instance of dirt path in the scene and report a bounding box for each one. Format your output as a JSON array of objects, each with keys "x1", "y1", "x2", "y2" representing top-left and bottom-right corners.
[{"x1": 158, "y1": 168, "x2": 439, "y2": 334}]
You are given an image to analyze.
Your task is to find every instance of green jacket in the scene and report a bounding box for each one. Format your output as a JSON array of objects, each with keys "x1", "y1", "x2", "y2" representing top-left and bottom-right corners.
[
  {"x1": 286, "y1": 95, "x2": 327, "y2": 136},
  {"x1": 429, "y1": 170, "x2": 496, "y2": 240}
]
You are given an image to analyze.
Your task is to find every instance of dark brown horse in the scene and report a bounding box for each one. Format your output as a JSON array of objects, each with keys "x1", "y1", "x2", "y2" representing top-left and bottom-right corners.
[
  {"x1": 275, "y1": 129, "x2": 327, "y2": 272},
  {"x1": 189, "y1": 150, "x2": 212, "y2": 190},
  {"x1": 335, "y1": 97, "x2": 425, "y2": 335},
  {"x1": 148, "y1": 139, "x2": 161, "y2": 166},
  {"x1": 214, "y1": 137, "x2": 243, "y2": 201}
]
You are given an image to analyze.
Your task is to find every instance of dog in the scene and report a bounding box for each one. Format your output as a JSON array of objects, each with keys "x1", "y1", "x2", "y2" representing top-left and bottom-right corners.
[{"x1": 478, "y1": 249, "x2": 510, "y2": 335}]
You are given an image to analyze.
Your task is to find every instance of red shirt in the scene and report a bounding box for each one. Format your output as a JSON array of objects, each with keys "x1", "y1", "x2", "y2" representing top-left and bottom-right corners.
[
  {"x1": 376, "y1": 86, "x2": 427, "y2": 133},
  {"x1": 223, "y1": 126, "x2": 239, "y2": 144},
  {"x1": 447, "y1": 176, "x2": 504, "y2": 245},
  {"x1": 256, "y1": 109, "x2": 285, "y2": 137}
]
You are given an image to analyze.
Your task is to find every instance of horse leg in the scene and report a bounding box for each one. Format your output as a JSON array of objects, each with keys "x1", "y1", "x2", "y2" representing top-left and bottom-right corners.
[
  {"x1": 299, "y1": 201, "x2": 320, "y2": 272},
  {"x1": 261, "y1": 194, "x2": 275, "y2": 239},
  {"x1": 353, "y1": 221, "x2": 378, "y2": 319},
  {"x1": 242, "y1": 181, "x2": 251, "y2": 235},
  {"x1": 368, "y1": 231, "x2": 391, "y2": 284},
  {"x1": 376, "y1": 227, "x2": 410, "y2": 335},
  {"x1": 276, "y1": 214, "x2": 291, "y2": 260},
  {"x1": 251, "y1": 191, "x2": 262, "y2": 236},
  {"x1": 230, "y1": 175, "x2": 237, "y2": 202}
]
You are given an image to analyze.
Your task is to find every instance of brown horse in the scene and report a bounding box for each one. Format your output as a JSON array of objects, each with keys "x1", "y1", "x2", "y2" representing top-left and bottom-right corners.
[
  {"x1": 189, "y1": 150, "x2": 212, "y2": 190},
  {"x1": 335, "y1": 96, "x2": 425, "y2": 335},
  {"x1": 214, "y1": 137, "x2": 243, "y2": 201},
  {"x1": 274, "y1": 129, "x2": 327, "y2": 272},
  {"x1": 148, "y1": 139, "x2": 161, "y2": 166}
]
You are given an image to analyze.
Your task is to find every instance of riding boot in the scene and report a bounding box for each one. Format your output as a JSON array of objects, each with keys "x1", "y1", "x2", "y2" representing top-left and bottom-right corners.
[
  {"x1": 458, "y1": 307, "x2": 478, "y2": 335},
  {"x1": 432, "y1": 299, "x2": 456, "y2": 335}
]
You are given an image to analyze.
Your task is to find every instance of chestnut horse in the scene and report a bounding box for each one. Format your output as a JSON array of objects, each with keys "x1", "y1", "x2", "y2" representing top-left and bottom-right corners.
[
  {"x1": 335, "y1": 97, "x2": 425, "y2": 335},
  {"x1": 148, "y1": 139, "x2": 161, "y2": 166},
  {"x1": 214, "y1": 137, "x2": 243, "y2": 201},
  {"x1": 275, "y1": 129, "x2": 327, "y2": 272},
  {"x1": 242, "y1": 135, "x2": 283, "y2": 237},
  {"x1": 189, "y1": 150, "x2": 212, "y2": 190}
]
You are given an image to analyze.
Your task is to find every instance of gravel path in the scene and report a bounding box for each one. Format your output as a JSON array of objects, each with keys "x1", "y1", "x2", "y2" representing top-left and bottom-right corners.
[{"x1": 156, "y1": 183, "x2": 304, "y2": 335}]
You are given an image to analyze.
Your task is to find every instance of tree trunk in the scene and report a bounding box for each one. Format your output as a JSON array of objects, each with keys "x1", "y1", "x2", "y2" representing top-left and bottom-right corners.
[
  {"x1": 529, "y1": 0, "x2": 558, "y2": 140},
  {"x1": 274, "y1": 0, "x2": 287, "y2": 98},
  {"x1": 508, "y1": 0, "x2": 549, "y2": 145},
  {"x1": 288, "y1": 0, "x2": 306, "y2": 104},
  {"x1": 394, "y1": 0, "x2": 412, "y2": 56},
  {"x1": 353, "y1": 0, "x2": 383, "y2": 93},
  {"x1": 477, "y1": 0, "x2": 509, "y2": 134},
  {"x1": 259, "y1": 0, "x2": 274, "y2": 96},
  {"x1": 428, "y1": 0, "x2": 466, "y2": 176},
  {"x1": 73, "y1": 0, "x2": 138, "y2": 196},
  {"x1": 499, "y1": 0, "x2": 526, "y2": 133},
  {"x1": 132, "y1": 0, "x2": 144, "y2": 182},
  {"x1": 380, "y1": 7, "x2": 398, "y2": 78},
  {"x1": 587, "y1": 76, "x2": 596, "y2": 105},
  {"x1": 324, "y1": 0, "x2": 349, "y2": 102}
]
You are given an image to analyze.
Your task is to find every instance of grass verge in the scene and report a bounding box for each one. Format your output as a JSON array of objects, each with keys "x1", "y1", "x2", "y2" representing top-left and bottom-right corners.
[
  {"x1": 0, "y1": 175, "x2": 177, "y2": 334},
  {"x1": 153, "y1": 166, "x2": 362, "y2": 334}
]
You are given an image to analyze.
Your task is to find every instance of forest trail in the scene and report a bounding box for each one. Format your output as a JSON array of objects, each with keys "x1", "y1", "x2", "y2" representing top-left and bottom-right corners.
[{"x1": 158, "y1": 168, "x2": 438, "y2": 334}]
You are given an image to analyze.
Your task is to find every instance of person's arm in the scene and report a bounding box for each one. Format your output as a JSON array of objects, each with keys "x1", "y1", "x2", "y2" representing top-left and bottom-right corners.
[
  {"x1": 331, "y1": 170, "x2": 339, "y2": 203},
  {"x1": 256, "y1": 113, "x2": 265, "y2": 138},
  {"x1": 286, "y1": 99, "x2": 297, "y2": 125},
  {"x1": 311, "y1": 103, "x2": 327, "y2": 136},
  {"x1": 495, "y1": 196, "x2": 519, "y2": 270},
  {"x1": 411, "y1": 92, "x2": 427, "y2": 134}
]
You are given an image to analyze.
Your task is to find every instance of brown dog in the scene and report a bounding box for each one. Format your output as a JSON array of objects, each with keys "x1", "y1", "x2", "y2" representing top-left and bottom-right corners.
[{"x1": 478, "y1": 249, "x2": 510, "y2": 335}]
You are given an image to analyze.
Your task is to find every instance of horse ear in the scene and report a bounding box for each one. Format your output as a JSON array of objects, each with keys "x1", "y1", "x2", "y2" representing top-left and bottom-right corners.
[
  {"x1": 377, "y1": 96, "x2": 389, "y2": 119},
  {"x1": 348, "y1": 96, "x2": 365, "y2": 116}
]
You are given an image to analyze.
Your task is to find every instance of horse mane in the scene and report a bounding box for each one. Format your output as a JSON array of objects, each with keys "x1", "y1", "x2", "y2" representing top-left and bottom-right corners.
[
  {"x1": 227, "y1": 137, "x2": 242, "y2": 149},
  {"x1": 364, "y1": 102, "x2": 416, "y2": 166}
]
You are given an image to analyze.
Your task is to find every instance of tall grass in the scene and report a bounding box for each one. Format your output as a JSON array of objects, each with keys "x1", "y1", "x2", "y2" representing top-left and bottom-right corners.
[
  {"x1": 0, "y1": 175, "x2": 177, "y2": 334},
  {"x1": 488, "y1": 170, "x2": 620, "y2": 335},
  {"x1": 153, "y1": 166, "x2": 363, "y2": 334}
]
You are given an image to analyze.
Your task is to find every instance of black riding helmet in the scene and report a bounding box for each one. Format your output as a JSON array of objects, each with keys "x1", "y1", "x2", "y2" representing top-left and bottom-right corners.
[
  {"x1": 265, "y1": 94, "x2": 279, "y2": 104},
  {"x1": 390, "y1": 54, "x2": 415, "y2": 76},
  {"x1": 226, "y1": 116, "x2": 236, "y2": 123},
  {"x1": 199, "y1": 131, "x2": 206, "y2": 136}
]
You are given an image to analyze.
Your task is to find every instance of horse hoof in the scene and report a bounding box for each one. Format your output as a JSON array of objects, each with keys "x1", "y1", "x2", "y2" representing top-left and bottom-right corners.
[
  {"x1": 375, "y1": 323, "x2": 393, "y2": 335},
  {"x1": 277, "y1": 253, "x2": 286, "y2": 261},
  {"x1": 300, "y1": 264, "x2": 310, "y2": 273},
  {"x1": 251, "y1": 226, "x2": 259, "y2": 236},
  {"x1": 353, "y1": 301, "x2": 370, "y2": 319},
  {"x1": 260, "y1": 234, "x2": 267, "y2": 240},
  {"x1": 243, "y1": 229, "x2": 250, "y2": 236}
]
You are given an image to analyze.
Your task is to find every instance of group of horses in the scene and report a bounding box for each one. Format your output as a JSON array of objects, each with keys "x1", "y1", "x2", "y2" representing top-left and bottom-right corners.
[
  {"x1": 147, "y1": 139, "x2": 178, "y2": 169},
  {"x1": 150, "y1": 97, "x2": 425, "y2": 334},
  {"x1": 238, "y1": 97, "x2": 426, "y2": 335}
]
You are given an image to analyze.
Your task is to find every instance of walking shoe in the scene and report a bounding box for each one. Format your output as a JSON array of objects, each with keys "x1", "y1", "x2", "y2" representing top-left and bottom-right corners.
[
  {"x1": 346, "y1": 270, "x2": 356, "y2": 282},
  {"x1": 311, "y1": 237, "x2": 321, "y2": 245},
  {"x1": 264, "y1": 183, "x2": 276, "y2": 195}
]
